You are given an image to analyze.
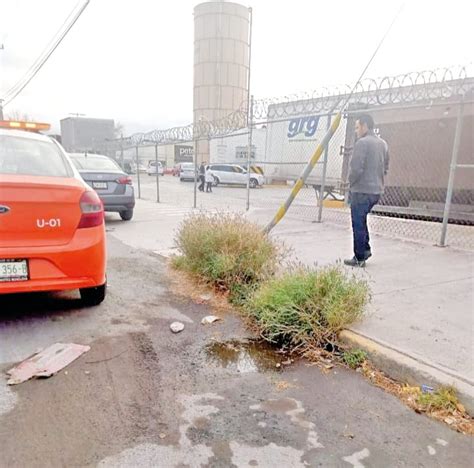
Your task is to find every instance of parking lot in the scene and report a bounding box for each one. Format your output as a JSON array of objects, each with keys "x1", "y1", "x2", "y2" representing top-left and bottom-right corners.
[{"x1": 132, "y1": 173, "x2": 319, "y2": 214}]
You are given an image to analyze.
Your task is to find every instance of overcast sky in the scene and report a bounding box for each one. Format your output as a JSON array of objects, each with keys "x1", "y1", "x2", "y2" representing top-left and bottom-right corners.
[{"x1": 0, "y1": 0, "x2": 472, "y2": 134}]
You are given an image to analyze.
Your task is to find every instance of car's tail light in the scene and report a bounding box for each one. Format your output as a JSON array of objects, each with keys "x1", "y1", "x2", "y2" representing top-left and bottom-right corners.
[
  {"x1": 116, "y1": 176, "x2": 132, "y2": 185},
  {"x1": 78, "y1": 191, "x2": 104, "y2": 229}
]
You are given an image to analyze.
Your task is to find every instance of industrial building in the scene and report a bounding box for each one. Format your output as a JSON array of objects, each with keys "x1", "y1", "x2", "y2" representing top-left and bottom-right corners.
[
  {"x1": 123, "y1": 143, "x2": 194, "y2": 170},
  {"x1": 193, "y1": 1, "x2": 251, "y2": 163},
  {"x1": 60, "y1": 116, "x2": 115, "y2": 153},
  {"x1": 209, "y1": 128, "x2": 265, "y2": 165}
]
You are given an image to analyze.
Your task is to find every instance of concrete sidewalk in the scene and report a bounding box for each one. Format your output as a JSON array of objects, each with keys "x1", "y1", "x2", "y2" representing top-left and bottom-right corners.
[
  {"x1": 109, "y1": 199, "x2": 474, "y2": 410},
  {"x1": 254, "y1": 211, "x2": 474, "y2": 409}
]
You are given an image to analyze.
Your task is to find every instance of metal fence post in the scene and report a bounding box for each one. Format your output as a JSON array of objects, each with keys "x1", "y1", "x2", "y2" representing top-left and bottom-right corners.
[
  {"x1": 246, "y1": 95, "x2": 254, "y2": 211},
  {"x1": 135, "y1": 145, "x2": 141, "y2": 199},
  {"x1": 120, "y1": 133, "x2": 124, "y2": 169},
  {"x1": 193, "y1": 138, "x2": 198, "y2": 209},
  {"x1": 155, "y1": 143, "x2": 160, "y2": 203},
  {"x1": 439, "y1": 96, "x2": 465, "y2": 246},
  {"x1": 316, "y1": 114, "x2": 332, "y2": 222}
]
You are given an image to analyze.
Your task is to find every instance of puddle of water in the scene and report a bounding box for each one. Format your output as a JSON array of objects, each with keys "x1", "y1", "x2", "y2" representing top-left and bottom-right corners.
[{"x1": 204, "y1": 339, "x2": 284, "y2": 373}]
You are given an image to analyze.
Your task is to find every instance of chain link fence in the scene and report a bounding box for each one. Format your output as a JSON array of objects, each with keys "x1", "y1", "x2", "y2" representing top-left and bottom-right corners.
[
  {"x1": 95, "y1": 67, "x2": 474, "y2": 250},
  {"x1": 308, "y1": 99, "x2": 474, "y2": 250}
]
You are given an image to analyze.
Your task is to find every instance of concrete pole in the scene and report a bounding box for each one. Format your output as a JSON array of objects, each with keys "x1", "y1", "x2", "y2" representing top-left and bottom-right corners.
[
  {"x1": 246, "y1": 7, "x2": 253, "y2": 128},
  {"x1": 246, "y1": 95, "x2": 254, "y2": 211}
]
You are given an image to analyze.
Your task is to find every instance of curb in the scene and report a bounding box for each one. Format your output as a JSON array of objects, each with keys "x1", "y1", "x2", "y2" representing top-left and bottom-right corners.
[
  {"x1": 153, "y1": 248, "x2": 178, "y2": 260},
  {"x1": 339, "y1": 329, "x2": 474, "y2": 415}
]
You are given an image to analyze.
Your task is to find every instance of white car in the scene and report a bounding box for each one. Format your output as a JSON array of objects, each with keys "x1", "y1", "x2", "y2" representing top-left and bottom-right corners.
[
  {"x1": 207, "y1": 164, "x2": 264, "y2": 188},
  {"x1": 147, "y1": 161, "x2": 164, "y2": 176}
]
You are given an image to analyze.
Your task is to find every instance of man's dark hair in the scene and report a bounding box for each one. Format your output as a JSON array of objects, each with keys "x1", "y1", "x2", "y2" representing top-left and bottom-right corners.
[{"x1": 356, "y1": 114, "x2": 375, "y2": 130}]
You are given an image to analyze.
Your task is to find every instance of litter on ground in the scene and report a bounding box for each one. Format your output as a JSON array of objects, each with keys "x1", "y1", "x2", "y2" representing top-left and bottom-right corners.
[
  {"x1": 7, "y1": 343, "x2": 90, "y2": 385},
  {"x1": 170, "y1": 322, "x2": 185, "y2": 333},
  {"x1": 201, "y1": 315, "x2": 221, "y2": 325}
]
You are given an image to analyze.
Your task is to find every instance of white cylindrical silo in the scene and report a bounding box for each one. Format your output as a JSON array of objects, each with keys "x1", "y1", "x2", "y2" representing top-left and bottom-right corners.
[{"x1": 193, "y1": 1, "x2": 251, "y2": 163}]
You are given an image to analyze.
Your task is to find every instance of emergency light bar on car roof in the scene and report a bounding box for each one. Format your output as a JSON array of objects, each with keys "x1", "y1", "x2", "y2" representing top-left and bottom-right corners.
[{"x1": 0, "y1": 120, "x2": 51, "y2": 132}]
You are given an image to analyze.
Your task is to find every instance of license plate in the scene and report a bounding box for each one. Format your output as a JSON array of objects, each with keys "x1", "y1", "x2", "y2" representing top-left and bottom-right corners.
[
  {"x1": 92, "y1": 182, "x2": 108, "y2": 189},
  {"x1": 0, "y1": 259, "x2": 29, "y2": 282}
]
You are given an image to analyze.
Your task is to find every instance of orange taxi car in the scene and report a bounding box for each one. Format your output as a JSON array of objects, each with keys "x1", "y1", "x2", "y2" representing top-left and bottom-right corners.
[{"x1": 0, "y1": 121, "x2": 106, "y2": 306}]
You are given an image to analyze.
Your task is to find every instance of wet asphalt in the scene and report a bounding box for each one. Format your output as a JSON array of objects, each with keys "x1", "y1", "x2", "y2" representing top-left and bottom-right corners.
[{"x1": 0, "y1": 235, "x2": 472, "y2": 467}]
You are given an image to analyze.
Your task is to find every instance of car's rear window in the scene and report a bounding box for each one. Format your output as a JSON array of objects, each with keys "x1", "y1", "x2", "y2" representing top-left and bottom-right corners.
[
  {"x1": 181, "y1": 163, "x2": 194, "y2": 170},
  {"x1": 72, "y1": 157, "x2": 121, "y2": 172},
  {"x1": 0, "y1": 135, "x2": 71, "y2": 177}
]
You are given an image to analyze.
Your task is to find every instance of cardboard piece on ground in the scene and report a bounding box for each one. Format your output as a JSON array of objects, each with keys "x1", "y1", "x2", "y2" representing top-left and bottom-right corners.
[{"x1": 7, "y1": 343, "x2": 90, "y2": 385}]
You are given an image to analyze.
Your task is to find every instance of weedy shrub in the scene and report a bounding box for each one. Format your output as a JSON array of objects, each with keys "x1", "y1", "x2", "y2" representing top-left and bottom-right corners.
[
  {"x1": 173, "y1": 212, "x2": 281, "y2": 303},
  {"x1": 342, "y1": 349, "x2": 368, "y2": 369},
  {"x1": 417, "y1": 386, "x2": 460, "y2": 412},
  {"x1": 245, "y1": 266, "x2": 370, "y2": 349}
]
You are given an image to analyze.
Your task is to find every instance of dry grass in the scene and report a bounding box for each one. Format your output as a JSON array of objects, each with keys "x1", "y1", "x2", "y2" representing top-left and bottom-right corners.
[
  {"x1": 360, "y1": 361, "x2": 474, "y2": 435},
  {"x1": 167, "y1": 265, "x2": 233, "y2": 314}
]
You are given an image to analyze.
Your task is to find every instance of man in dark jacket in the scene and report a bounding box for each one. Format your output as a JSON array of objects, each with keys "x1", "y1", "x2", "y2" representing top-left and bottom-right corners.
[
  {"x1": 345, "y1": 114, "x2": 389, "y2": 267},
  {"x1": 198, "y1": 162, "x2": 206, "y2": 192}
]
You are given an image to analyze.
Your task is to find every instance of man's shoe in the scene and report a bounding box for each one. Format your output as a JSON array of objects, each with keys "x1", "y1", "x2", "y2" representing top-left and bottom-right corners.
[{"x1": 344, "y1": 256, "x2": 366, "y2": 267}]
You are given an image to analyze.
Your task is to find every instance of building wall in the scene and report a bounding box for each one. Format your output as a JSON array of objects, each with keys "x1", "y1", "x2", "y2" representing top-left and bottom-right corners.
[
  {"x1": 209, "y1": 128, "x2": 266, "y2": 166},
  {"x1": 123, "y1": 144, "x2": 194, "y2": 168},
  {"x1": 370, "y1": 102, "x2": 474, "y2": 206},
  {"x1": 60, "y1": 117, "x2": 115, "y2": 153}
]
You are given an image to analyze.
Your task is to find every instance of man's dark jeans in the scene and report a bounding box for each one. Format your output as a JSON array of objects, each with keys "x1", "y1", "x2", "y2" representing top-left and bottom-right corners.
[
  {"x1": 198, "y1": 175, "x2": 205, "y2": 191},
  {"x1": 350, "y1": 192, "x2": 380, "y2": 261}
]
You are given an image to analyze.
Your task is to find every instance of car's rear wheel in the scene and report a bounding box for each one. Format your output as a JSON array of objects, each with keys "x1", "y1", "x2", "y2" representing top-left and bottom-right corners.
[
  {"x1": 120, "y1": 209, "x2": 134, "y2": 221},
  {"x1": 80, "y1": 283, "x2": 106, "y2": 307},
  {"x1": 213, "y1": 177, "x2": 219, "y2": 187},
  {"x1": 249, "y1": 178, "x2": 258, "y2": 189}
]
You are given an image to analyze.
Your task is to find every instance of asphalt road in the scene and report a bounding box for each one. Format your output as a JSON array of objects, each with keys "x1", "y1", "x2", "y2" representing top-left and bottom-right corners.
[
  {"x1": 131, "y1": 173, "x2": 319, "y2": 215},
  {"x1": 0, "y1": 226, "x2": 472, "y2": 467}
]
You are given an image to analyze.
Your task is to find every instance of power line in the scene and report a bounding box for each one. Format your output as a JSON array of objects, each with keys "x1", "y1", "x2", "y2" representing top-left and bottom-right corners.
[
  {"x1": 3, "y1": 1, "x2": 83, "y2": 101},
  {"x1": 3, "y1": 0, "x2": 90, "y2": 105},
  {"x1": 341, "y1": 3, "x2": 405, "y2": 111},
  {"x1": 2, "y1": 0, "x2": 90, "y2": 107}
]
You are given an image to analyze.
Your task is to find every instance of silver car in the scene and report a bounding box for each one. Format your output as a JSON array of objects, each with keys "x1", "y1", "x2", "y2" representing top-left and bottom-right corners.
[
  {"x1": 179, "y1": 162, "x2": 197, "y2": 181},
  {"x1": 69, "y1": 153, "x2": 135, "y2": 221}
]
